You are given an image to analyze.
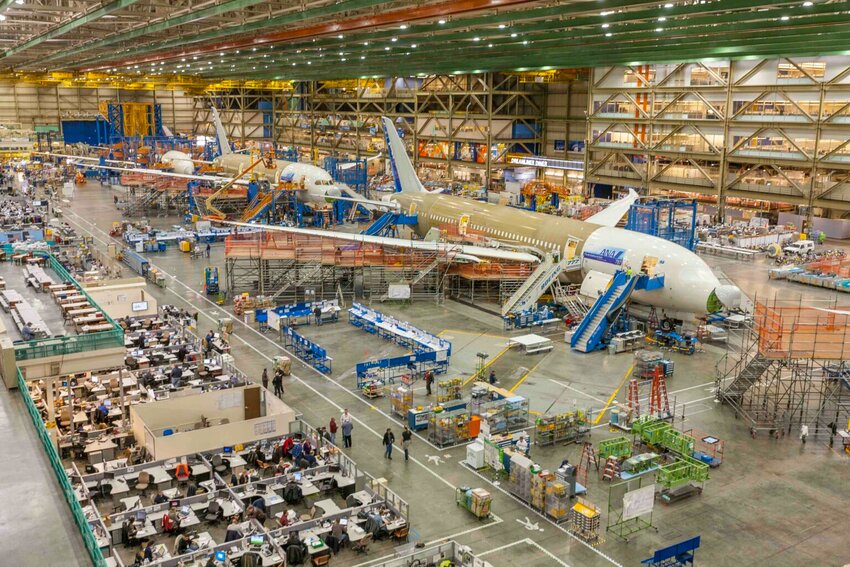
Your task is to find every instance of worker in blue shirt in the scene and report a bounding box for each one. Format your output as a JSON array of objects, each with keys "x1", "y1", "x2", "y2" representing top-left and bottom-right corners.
[
  {"x1": 170, "y1": 364, "x2": 183, "y2": 388},
  {"x1": 21, "y1": 323, "x2": 34, "y2": 341}
]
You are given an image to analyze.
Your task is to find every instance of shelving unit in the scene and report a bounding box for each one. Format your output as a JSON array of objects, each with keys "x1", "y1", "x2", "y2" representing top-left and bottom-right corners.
[
  {"x1": 436, "y1": 378, "x2": 463, "y2": 403},
  {"x1": 479, "y1": 395, "x2": 530, "y2": 436},
  {"x1": 428, "y1": 408, "x2": 471, "y2": 447},
  {"x1": 569, "y1": 498, "x2": 602, "y2": 544},
  {"x1": 390, "y1": 385, "x2": 413, "y2": 419},
  {"x1": 534, "y1": 410, "x2": 590, "y2": 446}
]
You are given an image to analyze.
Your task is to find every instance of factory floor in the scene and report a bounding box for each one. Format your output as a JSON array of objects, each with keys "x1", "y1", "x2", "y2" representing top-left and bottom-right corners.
[{"x1": 5, "y1": 180, "x2": 850, "y2": 567}]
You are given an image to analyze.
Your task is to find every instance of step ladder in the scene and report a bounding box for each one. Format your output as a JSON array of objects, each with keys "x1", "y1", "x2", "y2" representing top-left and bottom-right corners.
[
  {"x1": 649, "y1": 370, "x2": 671, "y2": 417},
  {"x1": 601, "y1": 457, "x2": 620, "y2": 481},
  {"x1": 628, "y1": 379, "x2": 641, "y2": 419},
  {"x1": 501, "y1": 254, "x2": 581, "y2": 316},
  {"x1": 570, "y1": 270, "x2": 640, "y2": 353},
  {"x1": 576, "y1": 442, "x2": 599, "y2": 488}
]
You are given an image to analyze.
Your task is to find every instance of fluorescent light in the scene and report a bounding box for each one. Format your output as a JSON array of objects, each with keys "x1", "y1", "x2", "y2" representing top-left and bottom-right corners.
[
  {"x1": 363, "y1": 41, "x2": 369, "y2": 46},
  {"x1": 411, "y1": 44, "x2": 417, "y2": 48},
  {"x1": 473, "y1": 36, "x2": 480, "y2": 41},
  {"x1": 338, "y1": 34, "x2": 344, "y2": 39},
  {"x1": 523, "y1": 40, "x2": 528, "y2": 45},
  {"x1": 400, "y1": 24, "x2": 407, "y2": 29},
  {"x1": 488, "y1": 43, "x2": 493, "y2": 47},
  {"x1": 658, "y1": 16, "x2": 666, "y2": 21},
  {"x1": 0, "y1": 15, "x2": 6, "y2": 21},
  {"x1": 252, "y1": 47, "x2": 257, "y2": 51},
  {"x1": 510, "y1": 32, "x2": 517, "y2": 37},
  {"x1": 384, "y1": 46, "x2": 390, "y2": 50},
  {"x1": 780, "y1": 15, "x2": 789, "y2": 20},
  {"x1": 498, "y1": 24, "x2": 506, "y2": 29},
  {"x1": 803, "y1": 1, "x2": 813, "y2": 5},
  {"x1": 360, "y1": 55, "x2": 365, "y2": 59},
  {"x1": 602, "y1": 23, "x2": 609, "y2": 28},
  {"x1": 341, "y1": 58, "x2": 346, "y2": 61},
  {"x1": 438, "y1": 19, "x2": 446, "y2": 24},
  {"x1": 664, "y1": 2, "x2": 673, "y2": 6},
  {"x1": 15, "y1": 0, "x2": 24, "y2": 4},
  {"x1": 391, "y1": 37, "x2": 397, "y2": 42},
  {"x1": 655, "y1": 27, "x2": 663, "y2": 31},
  {"x1": 605, "y1": 32, "x2": 612, "y2": 37}
]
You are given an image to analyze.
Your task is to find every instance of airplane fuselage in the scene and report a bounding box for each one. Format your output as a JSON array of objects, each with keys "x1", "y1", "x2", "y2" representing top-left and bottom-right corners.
[
  {"x1": 389, "y1": 192, "x2": 736, "y2": 316},
  {"x1": 213, "y1": 154, "x2": 340, "y2": 205}
]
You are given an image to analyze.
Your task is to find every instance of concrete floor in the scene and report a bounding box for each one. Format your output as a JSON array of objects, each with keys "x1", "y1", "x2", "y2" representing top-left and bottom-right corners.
[{"x1": 4, "y1": 180, "x2": 850, "y2": 566}]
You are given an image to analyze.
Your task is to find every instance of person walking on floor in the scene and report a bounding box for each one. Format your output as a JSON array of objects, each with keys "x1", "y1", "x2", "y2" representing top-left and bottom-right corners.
[
  {"x1": 205, "y1": 243, "x2": 211, "y2": 258},
  {"x1": 489, "y1": 370, "x2": 497, "y2": 385},
  {"x1": 382, "y1": 428, "x2": 395, "y2": 460},
  {"x1": 341, "y1": 411, "x2": 354, "y2": 448},
  {"x1": 800, "y1": 424, "x2": 809, "y2": 444},
  {"x1": 328, "y1": 417, "x2": 338, "y2": 445},
  {"x1": 272, "y1": 370, "x2": 284, "y2": 398},
  {"x1": 424, "y1": 370, "x2": 434, "y2": 396},
  {"x1": 401, "y1": 426, "x2": 412, "y2": 461},
  {"x1": 261, "y1": 368, "x2": 269, "y2": 390}
]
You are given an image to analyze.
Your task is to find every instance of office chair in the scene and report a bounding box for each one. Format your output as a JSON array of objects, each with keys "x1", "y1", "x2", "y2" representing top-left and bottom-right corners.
[
  {"x1": 135, "y1": 471, "x2": 151, "y2": 495},
  {"x1": 211, "y1": 454, "x2": 229, "y2": 474},
  {"x1": 392, "y1": 525, "x2": 409, "y2": 542},
  {"x1": 204, "y1": 501, "x2": 222, "y2": 524},
  {"x1": 100, "y1": 482, "x2": 113, "y2": 499},
  {"x1": 352, "y1": 533, "x2": 372, "y2": 554}
]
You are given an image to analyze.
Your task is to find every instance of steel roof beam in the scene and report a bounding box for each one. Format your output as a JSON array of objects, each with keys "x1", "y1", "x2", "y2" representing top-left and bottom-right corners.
[{"x1": 4, "y1": 0, "x2": 141, "y2": 59}]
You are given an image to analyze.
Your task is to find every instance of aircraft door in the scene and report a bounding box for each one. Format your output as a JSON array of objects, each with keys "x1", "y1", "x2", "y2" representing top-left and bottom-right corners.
[{"x1": 566, "y1": 236, "x2": 580, "y2": 260}]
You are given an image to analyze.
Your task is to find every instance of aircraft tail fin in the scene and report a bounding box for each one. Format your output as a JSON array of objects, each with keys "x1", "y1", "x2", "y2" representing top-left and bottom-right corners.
[
  {"x1": 210, "y1": 107, "x2": 232, "y2": 156},
  {"x1": 381, "y1": 116, "x2": 424, "y2": 193}
]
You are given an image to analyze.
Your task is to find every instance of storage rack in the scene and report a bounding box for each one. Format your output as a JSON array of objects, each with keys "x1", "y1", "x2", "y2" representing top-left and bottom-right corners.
[
  {"x1": 428, "y1": 408, "x2": 471, "y2": 447},
  {"x1": 390, "y1": 385, "x2": 413, "y2": 419},
  {"x1": 569, "y1": 498, "x2": 602, "y2": 544},
  {"x1": 436, "y1": 378, "x2": 463, "y2": 403},
  {"x1": 545, "y1": 479, "x2": 572, "y2": 523},
  {"x1": 534, "y1": 410, "x2": 590, "y2": 446},
  {"x1": 633, "y1": 350, "x2": 674, "y2": 380},
  {"x1": 508, "y1": 453, "x2": 534, "y2": 503},
  {"x1": 479, "y1": 396, "x2": 530, "y2": 436},
  {"x1": 361, "y1": 380, "x2": 383, "y2": 399}
]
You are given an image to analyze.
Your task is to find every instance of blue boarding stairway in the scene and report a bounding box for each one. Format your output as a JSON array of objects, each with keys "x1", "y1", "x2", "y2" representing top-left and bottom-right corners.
[
  {"x1": 570, "y1": 269, "x2": 665, "y2": 353},
  {"x1": 361, "y1": 211, "x2": 418, "y2": 237}
]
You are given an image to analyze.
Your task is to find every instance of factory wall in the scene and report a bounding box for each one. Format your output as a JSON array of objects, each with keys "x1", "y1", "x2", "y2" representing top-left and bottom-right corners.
[{"x1": 0, "y1": 83, "x2": 195, "y2": 137}]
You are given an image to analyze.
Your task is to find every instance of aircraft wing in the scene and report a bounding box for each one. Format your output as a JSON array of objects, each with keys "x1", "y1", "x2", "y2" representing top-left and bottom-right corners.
[
  {"x1": 37, "y1": 152, "x2": 140, "y2": 166},
  {"x1": 586, "y1": 188, "x2": 639, "y2": 227},
  {"x1": 69, "y1": 161, "x2": 249, "y2": 186},
  {"x1": 220, "y1": 220, "x2": 540, "y2": 264}
]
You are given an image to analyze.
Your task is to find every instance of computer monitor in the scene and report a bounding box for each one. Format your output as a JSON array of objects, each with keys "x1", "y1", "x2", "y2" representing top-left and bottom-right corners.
[
  {"x1": 223, "y1": 446, "x2": 233, "y2": 454},
  {"x1": 293, "y1": 472, "x2": 302, "y2": 482},
  {"x1": 170, "y1": 499, "x2": 180, "y2": 508},
  {"x1": 250, "y1": 535, "x2": 264, "y2": 547},
  {"x1": 135, "y1": 510, "x2": 146, "y2": 522},
  {"x1": 131, "y1": 301, "x2": 149, "y2": 312},
  {"x1": 181, "y1": 505, "x2": 191, "y2": 516},
  {"x1": 104, "y1": 400, "x2": 112, "y2": 407},
  {"x1": 91, "y1": 376, "x2": 99, "y2": 384},
  {"x1": 214, "y1": 551, "x2": 226, "y2": 562}
]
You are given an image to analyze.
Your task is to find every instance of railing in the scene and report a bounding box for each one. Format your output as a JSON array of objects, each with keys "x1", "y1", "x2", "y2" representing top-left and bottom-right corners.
[
  {"x1": 17, "y1": 369, "x2": 108, "y2": 567},
  {"x1": 14, "y1": 253, "x2": 124, "y2": 361}
]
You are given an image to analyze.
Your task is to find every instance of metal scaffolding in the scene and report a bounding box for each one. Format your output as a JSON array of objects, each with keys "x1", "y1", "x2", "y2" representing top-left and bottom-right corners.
[
  {"x1": 715, "y1": 296, "x2": 850, "y2": 436},
  {"x1": 585, "y1": 56, "x2": 850, "y2": 218}
]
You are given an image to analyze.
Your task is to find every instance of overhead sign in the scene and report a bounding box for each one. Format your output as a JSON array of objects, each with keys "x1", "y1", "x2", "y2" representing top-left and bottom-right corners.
[
  {"x1": 584, "y1": 246, "x2": 626, "y2": 266},
  {"x1": 508, "y1": 155, "x2": 583, "y2": 171}
]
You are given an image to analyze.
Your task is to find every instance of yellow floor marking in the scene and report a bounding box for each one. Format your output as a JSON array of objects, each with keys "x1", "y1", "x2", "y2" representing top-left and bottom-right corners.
[
  {"x1": 463, "y1": 345, "x2": 511, "y2": 386},
  {"x1": 593, "y1": 364, "x2": 634, "y2": 424},
  {"x1": 509, "y1": 359, "x2": 543, "y2": 393}
]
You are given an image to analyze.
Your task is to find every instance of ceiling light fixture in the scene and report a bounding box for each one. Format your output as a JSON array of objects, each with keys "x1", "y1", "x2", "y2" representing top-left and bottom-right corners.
[
  {"x1": 438, "y1": 19, "x2": 446, "y2": 24},
  {"x1": 337, "y1": 34, "x2": 344, "y2": 39},
  {"x1": 411, "y1": 43, "x2": 417, "y2": 48},
  {"x1": 780, "y1": 15, "x2": 789, "y2": 20},
  {"x1": 602, "y1": 23, "x2": 609, "y2": 28},
  {"x1": 664, "y1": 2, "x2": 673, "y2": 7},
  {"x1": 473, "y1": 36, "x2": 480, "y2": 41},
  {"x1": 498, "y1": 24, "x2": 506, "y2": 29},
  {"x1": 655, "y1": 27, "x2": 663, "y2": 31},
  {"x1": 658, "y1": 16, "x2": 666, "y2": 21},
  {"x1": 605, "y1": 32, "x2": 612, "y2": 37},
  {"x1": 391, "y1": 37, "x2": 398, "y2": 42},
  {"x1": 803, "y1": 0, "x2": 813, "y2": 5},
  {"x1": 400, "y1": 24, "x2": 407, "y2": 29},
  {"x1": 510, "y1": 32, "x2": 517, "y2": 37}
]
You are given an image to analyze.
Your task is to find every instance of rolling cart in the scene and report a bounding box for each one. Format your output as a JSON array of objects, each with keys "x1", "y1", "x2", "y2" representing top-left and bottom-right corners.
[{"x1": 455, "y1": 486, "x2": 492, "y2": 519}]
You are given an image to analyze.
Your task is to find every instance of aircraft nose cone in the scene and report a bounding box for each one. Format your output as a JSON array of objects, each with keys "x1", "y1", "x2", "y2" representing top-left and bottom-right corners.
[{"x1": 715, "y1": 284, "x2": 742, "y2": 309}]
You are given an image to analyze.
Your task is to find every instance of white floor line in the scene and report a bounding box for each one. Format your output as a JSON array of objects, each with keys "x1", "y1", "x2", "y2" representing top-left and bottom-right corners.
[
  {"x1": 547, "y1": 379, "x2": 610, "y2": 405},
  {"x1": 458, "y1": 461, "x2": 623, "y2": 567},
  {"x1": 63, "y1": 211, "x2": 456, "y2": 490},
  {"x1": 421, "y1": 512, "x2": 504, "y2": 546},
  {"x1": 476, "y1": 537, "x2": 572, "y2": 567}
]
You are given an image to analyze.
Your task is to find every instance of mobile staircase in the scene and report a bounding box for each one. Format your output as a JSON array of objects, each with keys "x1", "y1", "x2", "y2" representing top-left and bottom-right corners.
[{"x1": 570, "y1": 270, "x2": 664, "y2": 352}]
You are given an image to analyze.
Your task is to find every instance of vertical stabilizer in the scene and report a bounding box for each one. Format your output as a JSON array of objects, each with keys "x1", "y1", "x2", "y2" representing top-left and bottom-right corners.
[
  {"x1": 381, "y1": 116, "x2": 424, "y2": 193},
  {"x1": 210, "y1": 106, "x2": 232, "y2": 156}
]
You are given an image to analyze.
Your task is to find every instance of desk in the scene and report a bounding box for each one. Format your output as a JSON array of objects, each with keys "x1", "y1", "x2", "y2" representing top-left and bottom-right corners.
[
  {"x1": 348, "y1": 490, "x2": 375, "y2": 507},
  {"x1": 92, "y1": 458, "x2": 128, "y2": 473},
  {"x1": 67, "y1": 307, "x2": 97, "y2": 317},
  {"x1": 120, "y1": 495, "x2": 142, "y2": 511},
  {"x1": 81, "y1": 322, "x2": 114, "y2": 334},
  {"x1": 162, "y1": 487, "x2": 181, "y2": 499},
  {"x1": 84, "y1": 439, "x2": 116, "y2": 464},
  {"x1": 314, "y1": 498, "x2": 342, "y2": 517},
  {"x1": 62, "y1": 301, "x2": 91, "y2": 314},
  {"x1": 507, "y1": 333, "x2": 554, "y2": 354}
]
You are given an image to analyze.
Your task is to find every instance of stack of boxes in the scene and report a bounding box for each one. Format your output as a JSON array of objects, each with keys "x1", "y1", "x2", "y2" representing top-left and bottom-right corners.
[
  {"x1": 469, "y1": 488, "x2": 492, "y2": 518},
  {"x1": 509, "y1": 453, "x2": 534, "y2": 503},
  {"x1": 530, "y1": 470, "x2": 548, "y2": 510},
  {"x1": 545, "y1": 480, "x2": 571, "y2": 522}
]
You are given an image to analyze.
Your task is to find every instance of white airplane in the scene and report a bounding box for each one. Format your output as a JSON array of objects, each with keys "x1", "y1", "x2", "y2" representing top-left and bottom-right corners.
[
  {"x1": 46, "y1": 108, "x2": 358, "y2": 207},
  {"x1": 220, "y1": 117, "x2": 742, "y2": 319}
]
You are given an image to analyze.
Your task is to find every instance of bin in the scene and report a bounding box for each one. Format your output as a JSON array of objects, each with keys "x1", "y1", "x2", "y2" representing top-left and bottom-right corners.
[{"x1": 469, "y1": 415, "x2": 481, "y2": 438}]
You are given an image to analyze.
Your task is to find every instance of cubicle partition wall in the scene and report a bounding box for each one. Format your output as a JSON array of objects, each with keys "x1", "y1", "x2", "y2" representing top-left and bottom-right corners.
[
  {"x1": 17, "y1": 369, "x2": 110, "y2": 567},
  {"x1": 364, "y1": 541, "x2": 489, "y2": 567}
]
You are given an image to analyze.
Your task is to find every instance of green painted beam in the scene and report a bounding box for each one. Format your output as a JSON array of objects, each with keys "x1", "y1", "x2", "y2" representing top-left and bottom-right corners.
[
  {"x1": 4, "y1": 0, "x2": 141, "y2": 58},
  {"x1": 42, "y1": 0, "x2": 390, "y2": 67},
  {"x1": 37, "y1": 0, "x2": 271, "y2": 65},
  {"x1": 197, "y1": 32, "x2": 850, "y2": 82},
  {"x1": 129, "y1": 1, "x2": 850, "y2": 76},
  {"x1": 72, "y1": 0, "x2": 669, "y2": 68},
  {"x1": 181, "y1": 5, "x2": 850, "y2": 76}
]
